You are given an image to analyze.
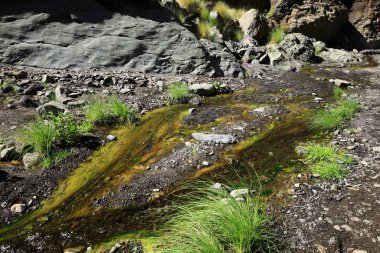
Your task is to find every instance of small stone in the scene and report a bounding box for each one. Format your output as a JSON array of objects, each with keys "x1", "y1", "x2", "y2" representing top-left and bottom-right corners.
[
  {"x1": 202, "y1": 161, "x2": 210, "y2": 166},
  {"x1": 333, "y1": 79, "x2": 351, "y2": 87},
  {"x1": 230, "y1": 189, "x2": 249, "y2": 198},
  {"x1": 10, "y1": 203, "x2": 25, "y2": 214},
  {"x1": 352, "y1": 250, "x2": 367, "y2": 253},
  {"x1": 212, "y1": 183, "x2": 222, "y2": 190},
  {"x1": 23, "y1": 152, "x2": 39, "y2": 169},
  {"x1": 373, "y1": 147, "x2": 380, "y2": 152},
  {"x1": 106, "y1": 135, "x2": 117, "y2": 141},
  {"x1": 374, "y1": 184, "x2": 380, "y2": 188},
  {"x1": 294, "y1": 183, "x2": 300, "y2": 188},
  {"x1": 333, "y1": 225, "x2": 341, "y2": 231},
  {"x1": 188, "y1": 108, "x2": 197, "y2": 115},
  {"x1": 41, "y1": 74, "x2": 54, "y2": 84},
  {"x1": 341, "y1": 224, "x2": 352, "y2": 232}
]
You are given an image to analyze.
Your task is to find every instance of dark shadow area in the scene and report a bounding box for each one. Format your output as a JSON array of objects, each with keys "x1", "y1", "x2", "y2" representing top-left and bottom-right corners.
[{"x1": 329, "y1": 22, "x2": 368, "y2": 50}]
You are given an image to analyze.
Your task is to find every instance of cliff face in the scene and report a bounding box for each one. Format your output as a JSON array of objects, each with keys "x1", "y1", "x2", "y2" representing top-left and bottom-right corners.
[
  {"x1": 271, "y1": 0, "x2": 379, "y2": 49},
  {"x1": 340, "y1": 0, "x2": 380, "y2": 49},
  {"x1": 0, "y1": 0, "x2": 241, "y2": 76}
]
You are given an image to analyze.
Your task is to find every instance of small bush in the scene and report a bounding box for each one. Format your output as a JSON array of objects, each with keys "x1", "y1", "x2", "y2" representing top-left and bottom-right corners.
[
  {"x1": 163, "y1": 182, "x2": 275, "y2": 253},
  {"x1": 167, "y1": 82, "x2": 190, "y2": 102},
  {"x1": 0, "y1": 79, "x2": 17, "y2": 93},
  {"x1": 84, "y1": 95, "x2": 136, "y2": 126},
  {"x1": 40, "y1": 150, "x2": 71, "y2": 169},
  {"x1": 311, "y1": 162, "x2": 349, "y2": 180},
  {"x1": 268, "y1": 27, "x2": 285, "y2": 44},
  {"x1": 310, "y1": 99, "x2": 360, "y2": 131},
  {"x1": 213, "y1": 1, "x2": 246, "y2": 21}
]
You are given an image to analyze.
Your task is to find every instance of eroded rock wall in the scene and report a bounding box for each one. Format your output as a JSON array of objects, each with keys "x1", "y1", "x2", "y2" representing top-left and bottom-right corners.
[{"x1": 0, "y1": 0, "x2": 241, "y2": 76}]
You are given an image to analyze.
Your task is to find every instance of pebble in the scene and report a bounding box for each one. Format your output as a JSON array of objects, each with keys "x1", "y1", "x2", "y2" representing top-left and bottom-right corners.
[
  {"x1": 10, "y1": 203, "x2": 25, "y2": 214},
  {"x1": 106, "y1": 135, "x2": 117, "y2": 141},
  {"x1": 230, "y1": 189, "x2": 249, "y2": 198},
  {"x1": 212, "y1": 183, "x2": 222, "y2": 190},
  {"x1": 373, "y1": 146, "x2": 380, "y2": 152},
  {"x1": 202, "y1": 161, "x2": 210, "y2": 166},
  {"x1": 352, "y1": 250, "x2": 367, "y2": 253},
  {"x1": 333, "y1": 225, "x2": 341, "y2": 231},
  {"x1": 341, "y1": 224, "x2": 352, "y2": 232}
]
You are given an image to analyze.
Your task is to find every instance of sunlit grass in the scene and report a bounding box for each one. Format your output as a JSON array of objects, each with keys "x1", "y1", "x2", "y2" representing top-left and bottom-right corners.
[
  {"x1": 310, "y1": 99, "x2": 360, "y2": 131},
  {"x1": 311, "y1": 162, "x2": 349, "y2": 180},
  {"x1": 162, "y1": 182, "x2": 276, "y2": 253},
  {"x1": 213, "y1": 1, "x2": 246, "y2": 21},
  {"x1": 167, "y1": 81, "x2": 190, "y2": 102},
  {"x1": 268, "y1": 27, "x2": 285, "y2": 44},
  {"x1": 300, "y1": 142, "x2": 352, "y2": 164}
]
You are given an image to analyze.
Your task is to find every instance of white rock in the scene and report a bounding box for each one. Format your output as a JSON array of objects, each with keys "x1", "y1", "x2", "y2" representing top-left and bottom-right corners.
[
  {"x1": 23, "y1": 153, "x2": 39, "y2": 169},
  {"x1": 372, "y1": 146, "x2": 380, "y2": 152},
  {"x1": 341, "y1": 224, "x2": 352, "y2": 232},
  {"x1": 10, "y1": 203, "x2": 25, "y2": 214},
  {"x1": 212, "y1": 183, "x2": 222, "y2": 190},
  {"x1": 230, "y1": 188, "x2": 249, "y2": 198},
  {"x1": 106, "y1": 135, "x2": 117, "y2": 141},
  {"x1": 202, "y1": 161, "x2": 210, "y2": 166},
  {"x1": 192, "y1": 133, "x2": 236, "y2": 144}
]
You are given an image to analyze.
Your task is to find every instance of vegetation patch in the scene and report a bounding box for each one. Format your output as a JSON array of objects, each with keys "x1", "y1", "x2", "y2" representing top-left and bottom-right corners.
[
  {"x1": 162, "y1": 182, "x2": 276, "y2": 253},
  {"x1": 167, "y1": 81, "x2": 191, "y2": 103},
  {"x1": 84, "y1": 95, "x2": 137, "y2": 127},
  {"x1": 268, "y1": 27, "x2": 285, "y2": 44},
  {"x1": 299, "y1": 142, "x2": 352, "y2": 180},
  {"x1": 0, "y1": 79, "x2": 17, "y2": 93},
  {"x1": 310, "y1": 99, "x2": 360, "y2": 131},
  {"x1": 17, "y1": 113, "x2": 88, "y2": 168},
  {"x1": 212, "y1": 1, "x2": 246, "y2": 21}
]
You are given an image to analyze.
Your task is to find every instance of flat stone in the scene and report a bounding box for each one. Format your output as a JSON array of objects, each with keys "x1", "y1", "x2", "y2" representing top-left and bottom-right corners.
[
  {"x1": 372, "y1": 146, "x2": 380, "y2": 152},
  {"x1": 0, "y1": 147, "x2": 17, "y2": 161},
  {"x1": 189, "y1": 83, "x2": 217, "y2": 96},
  {"x1": 191, "y1": 133, "x2": 236, "y2": 144},
  {"x1": 37, "y1": 101, "x2": 68, "y2": 116},
  {"x1": 341, "y1": 224, "x2": 352, "y2": 232},
  {"x1": 352, "y1": 250, "x2": 368, "y2": 253},
  {"x1": 106, "y1": 135, "x2": 117, "y2": 141}
]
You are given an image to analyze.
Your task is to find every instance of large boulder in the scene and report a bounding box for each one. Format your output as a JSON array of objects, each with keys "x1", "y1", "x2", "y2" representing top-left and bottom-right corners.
[
  {"x1": 0, "y1": 0, "x2": 240, "y2": 77},
  {"x1": 271, "y1": 0, "x2": 348, "y2": 42},
  {"x1": 239, "y1": 9, "x2": 270, "y2": 41},
  {"x1": 267, "y1": 33, "x2": 314, "y2": 71}
]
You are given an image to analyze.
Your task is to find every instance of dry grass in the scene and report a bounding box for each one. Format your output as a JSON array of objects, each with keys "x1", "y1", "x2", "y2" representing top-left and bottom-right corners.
[{"x1": 213, "y1": 1, "x2": 246, "y2": 21}]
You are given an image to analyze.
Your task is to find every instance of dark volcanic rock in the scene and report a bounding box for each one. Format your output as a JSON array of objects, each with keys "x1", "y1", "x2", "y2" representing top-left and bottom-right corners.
[{"x1": 0, "y1": 0, "x2": 241, "y2": 77}]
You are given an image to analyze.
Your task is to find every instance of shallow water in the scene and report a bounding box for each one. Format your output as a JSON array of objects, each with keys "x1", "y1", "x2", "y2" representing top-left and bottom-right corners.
[{"x1": 0, "y1": 66, "x2": 352, "y2": 252}]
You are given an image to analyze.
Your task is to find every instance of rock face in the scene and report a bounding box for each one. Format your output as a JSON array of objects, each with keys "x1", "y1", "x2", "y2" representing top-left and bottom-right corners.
[
  {"x1": 336, "y1": 0, "x2": 380, "y2": 49},
  {"x1": 0, "y1": 0, "x2": 241, "y2": 77},
  {"x1": 268, "y1": 33, "x2": 314, "y2": 71},
  {"x1": 239, "y1": 9, "x2": 269, "y2": 42},
  {"x1": 272, "y1": 0, "x2": 348, "y2": 42}
]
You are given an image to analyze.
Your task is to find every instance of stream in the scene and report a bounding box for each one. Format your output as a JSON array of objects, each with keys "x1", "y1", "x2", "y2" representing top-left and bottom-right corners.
[{"x1": 0, "y1": 65, "x2": 356, "y2": 252}]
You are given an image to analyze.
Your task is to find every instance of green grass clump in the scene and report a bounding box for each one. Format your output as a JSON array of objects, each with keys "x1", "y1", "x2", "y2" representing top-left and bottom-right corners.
[
  {"x1": 299, "y1": 142, "x2": 352, "y2": 180},
  {"x1": 84, "y1": 95, "x2": 136, "y2": 126},
  {"x1": 163, "y1": 182, "x2": 275, "y2": 253},
  {"x1": 333, "y1": 87, "x2": 344, "y2": 99},
  {"x1": 310, "y1": 99, "x2": 360, "y2": 131},
  {"x1": 268, "y1": 28, "x2": 285, "y2": 44},
  {"x1": 301, "y1": 142, "x2": 352, "y2": 164},
  {"x1": 17, "y1": 113, "x2": 85, "y2": 169},
  {"x1": 310, "y1": 162, "x2": 349, "y2": 180},
  {"x1": 0, "y1": 79, "x2": 17, "y2": 93},
  {"x1": 167, "y1": 81, "x2": 190, "y2": 102},
  {"x1": 177, "y1": 0, "x2": 203, "y2": 12}
]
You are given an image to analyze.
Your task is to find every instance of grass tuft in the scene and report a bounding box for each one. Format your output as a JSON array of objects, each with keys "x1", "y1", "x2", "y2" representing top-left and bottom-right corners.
[
  {"x1": 167, "y1": 81, "x2": 190, "y2": 102},
  {"x1": 333, "y1": 87, "x2": 344, "y2": 99},
  {"x1": 268, "y1": 27, "x2": 285, "y2": 44},
  {"x1": 310, "y1": 99, "x2": 360, "y2": 131},
  {"x1": 299, "y1": 142, "x2": 352, "y2": 180},
  {"x1": 310, "y1": 162, "x2": 349, "y2": 180},
  {"x1": 213, "y1": 1, "x2": 246, "y2": 21},
  {"x1": 162, "y1": 182, "x2": 276, "y2": 253},
  {"x1": 198, "y1": 21, "x2": 215, "y2": 40},
  {"x1": 176, "y1": 0, "x2": 203, "y2": 12},
  {"x1": 84, "y1": 95, "x2": 136, "y2": 126}
]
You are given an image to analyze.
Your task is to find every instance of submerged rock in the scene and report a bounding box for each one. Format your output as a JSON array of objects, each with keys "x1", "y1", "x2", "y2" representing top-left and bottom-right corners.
[{"x1": 191, "y1": 133, "x2": 237, "y2": 144}]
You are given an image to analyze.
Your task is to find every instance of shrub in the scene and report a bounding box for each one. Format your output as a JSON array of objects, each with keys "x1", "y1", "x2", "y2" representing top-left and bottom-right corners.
[
  {"x1": 310, "y1": 162, "x2": 349, "y2": 180},
  {"x1": 84, "y1": 95, "x2": 136, "y2": 126},
  {"x1": 0, "y1": 79, "x2": 17, "y2": 93},
  {"x1": 268, "y1": 27, "x2": 285, "y2": 44},
  {"x1": 163, "y1": 182, "x2": 275, "y2": 253},
  {"x1": 213, "y1": 1, "x2": 246, "y2": 21},
  {"x1": 167, "y1": 81, "x2": 190, "y2": 102},
  {"x1": 310, "y1": 99, "x2": 360, "y2": 131}
]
